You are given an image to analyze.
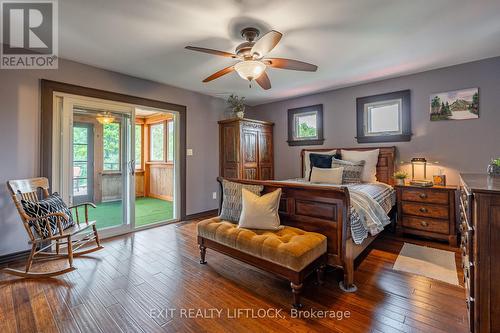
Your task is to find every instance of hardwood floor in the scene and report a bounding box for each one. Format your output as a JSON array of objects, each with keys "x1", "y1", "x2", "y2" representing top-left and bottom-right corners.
[{"x1": 0, "y1": 218, "x2": 467, "y2": 333}]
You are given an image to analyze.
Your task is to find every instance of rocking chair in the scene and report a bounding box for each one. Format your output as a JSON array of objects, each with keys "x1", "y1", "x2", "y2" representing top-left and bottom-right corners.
[{"x1": 3, "y1": 177, "x2": 103, "y2": 278}]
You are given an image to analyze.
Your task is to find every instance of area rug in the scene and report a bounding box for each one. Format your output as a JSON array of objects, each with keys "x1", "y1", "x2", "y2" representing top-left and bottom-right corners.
[{"x1": 392, "y1": 243, "x2": 459, "y2": 285}]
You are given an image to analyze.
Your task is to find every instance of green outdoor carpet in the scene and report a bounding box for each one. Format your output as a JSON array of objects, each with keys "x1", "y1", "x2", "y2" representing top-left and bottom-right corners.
[{"x1": 75, "y1": 197, "x2": 174, "y2": 229}]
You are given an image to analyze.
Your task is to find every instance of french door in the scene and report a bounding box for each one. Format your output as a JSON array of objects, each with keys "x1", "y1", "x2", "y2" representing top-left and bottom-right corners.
[
  {"x1": 55, "y1": 95, "x2": 135, "y2": 236},
  {"x1": 52, "y1": 93, "x2": 179, "y2": 238}
]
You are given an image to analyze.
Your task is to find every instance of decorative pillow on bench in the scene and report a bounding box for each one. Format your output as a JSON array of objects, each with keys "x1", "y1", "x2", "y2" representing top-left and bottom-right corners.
[
  {"x1": 238, "y1": 188, "x2": 282, "y2": 230},
  {"x1": 220, "y1": 179, "x2": 264, "y2": 222},
  {"x1": 21, "y1": 192, "x2": 75, "y2": 238}
]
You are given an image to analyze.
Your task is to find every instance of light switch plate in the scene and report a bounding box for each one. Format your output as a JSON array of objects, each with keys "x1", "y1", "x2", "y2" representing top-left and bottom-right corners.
[
  {"x1": 187, "y1": 149, "x2": 193, "y2": 156},
  {"x1": 212, "y1": 192, "x2": 217, "y2": 200}
]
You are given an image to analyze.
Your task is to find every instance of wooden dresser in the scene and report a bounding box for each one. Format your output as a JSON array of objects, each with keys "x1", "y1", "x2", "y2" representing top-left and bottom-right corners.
[
  {"x1": 395, "y1": 184, "x2": 458, "y2": 246},
  {"x1": 459, "y1": 173, "x2": 500, "y2": 333},
  {"x1": 218, "y1": 118, "x2": 274, "y2": 180}
]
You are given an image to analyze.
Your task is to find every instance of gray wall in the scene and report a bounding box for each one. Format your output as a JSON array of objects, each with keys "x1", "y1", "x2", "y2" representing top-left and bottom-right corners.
[
  {"x1": 247, "y1": 57, "x2": 500, "y2": 184},
  {"x1": 0, "y1": 59, "x2": 223, "y2": 256}
]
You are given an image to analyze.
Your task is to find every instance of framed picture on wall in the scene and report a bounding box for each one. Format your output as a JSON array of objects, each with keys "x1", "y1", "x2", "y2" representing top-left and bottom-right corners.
[{"x1": 430, "y1": 88, "x2": 479, "y2": 121}]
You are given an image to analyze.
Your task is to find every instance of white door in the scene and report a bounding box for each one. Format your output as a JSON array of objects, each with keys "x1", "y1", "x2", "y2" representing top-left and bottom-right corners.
[{"x1": 55, "y1": 94, "x2": 136, "y2": 237}]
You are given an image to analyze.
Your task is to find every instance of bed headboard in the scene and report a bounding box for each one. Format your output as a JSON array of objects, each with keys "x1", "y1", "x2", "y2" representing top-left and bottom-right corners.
[{"x1": 301, "y1": 146, "x2": 396, "y2": 185}]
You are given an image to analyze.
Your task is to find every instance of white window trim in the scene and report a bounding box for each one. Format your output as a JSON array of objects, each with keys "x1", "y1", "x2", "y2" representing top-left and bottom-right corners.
[
  {"x1": 364, "y1": 98, "x2": 403, "y2": 136},
  {"x1": 293, "y1": 111, "x2": 319, "y2": 140}
]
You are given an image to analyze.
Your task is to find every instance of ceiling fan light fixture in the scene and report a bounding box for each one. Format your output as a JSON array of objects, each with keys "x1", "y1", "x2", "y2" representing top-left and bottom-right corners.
[{"x1": 234, "y1": 60, "x2": 266, "y2": 81}]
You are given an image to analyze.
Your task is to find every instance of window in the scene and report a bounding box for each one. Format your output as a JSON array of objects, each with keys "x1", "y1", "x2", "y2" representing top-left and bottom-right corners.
[
  {"x1": 167, "y1": 120, "x2": 174, "y2": 162},
  {"x1": 287, "y1": 104, "x2": 324, "y2": 146},
  {"x1": 135, "y1": 124, "x2": 142, "y2": 169},
  {"x1": 356, "y1": 90, "x2": 411, "y2": 143},
  {"x1": 103, "y1": 123, "x2": 120, "y2": 171},
  {"x1": 150, "y1": 122, "x2": 165, "y2": 161},
  {"x1": 365, "y1": 99, "x2": 402, "y2": 135}
]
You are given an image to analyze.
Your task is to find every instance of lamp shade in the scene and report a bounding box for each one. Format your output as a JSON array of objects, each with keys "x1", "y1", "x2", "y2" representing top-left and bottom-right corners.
[
  {"x1": 411, "y1": 157, "x2": 427, "y2": 180},
  {"x1": 234, "y1": 60, "x2": 266, "y2": 81}
]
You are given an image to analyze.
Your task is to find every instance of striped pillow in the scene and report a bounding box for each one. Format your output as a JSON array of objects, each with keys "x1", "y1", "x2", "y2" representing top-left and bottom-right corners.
[
  {"x1": 21, "y1": 192, "x2": 74, "y2": 238},
  {"x1": 331, "y1": 158, "x2": 366, "y2": 184},
  {"x1": 220, "y1": 180, "x2": 263, "y2": 222}
]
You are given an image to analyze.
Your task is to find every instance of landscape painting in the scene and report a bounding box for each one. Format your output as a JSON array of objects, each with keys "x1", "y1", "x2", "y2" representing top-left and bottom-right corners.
[{"x1": 430, "y1": 88, "x2": 479, "y2": 121}]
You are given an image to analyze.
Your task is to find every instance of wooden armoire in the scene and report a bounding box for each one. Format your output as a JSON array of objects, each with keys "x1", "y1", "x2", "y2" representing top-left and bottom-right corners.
[{"x1": 218, "y1": 118, "x2": 274, "y2": 180}]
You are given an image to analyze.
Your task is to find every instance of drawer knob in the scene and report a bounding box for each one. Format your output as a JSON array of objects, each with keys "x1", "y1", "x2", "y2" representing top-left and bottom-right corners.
[
  {"x1": 420, "y1": 221, "x2": 429, "y2": 227},
  {"x1": 419, "y1": 193, "x2": 427, "y2": 199},
  {"x1": 419, "y1": 207, "x2": 428, "y2": 213}
]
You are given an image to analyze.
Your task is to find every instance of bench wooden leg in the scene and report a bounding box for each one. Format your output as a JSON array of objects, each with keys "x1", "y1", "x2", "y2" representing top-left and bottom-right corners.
[
  {"x1": 199, "y1": 245, "x2": 207, "y2": 264},
  {"x1": 290, "y1": 282, "x2": 303, "y2": 308},
  {"x1": 316, "y1": 264, "x2": 325, "y2": 285}
]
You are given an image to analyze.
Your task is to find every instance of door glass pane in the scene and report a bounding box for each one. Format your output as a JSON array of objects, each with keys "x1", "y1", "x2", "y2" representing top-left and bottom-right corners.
[
  {"x1": 72, "y1": 110, "x2": 127, "y2": 230},
  {"x1": 72, "y1": 125, "x2": 90, "y2": 198}
]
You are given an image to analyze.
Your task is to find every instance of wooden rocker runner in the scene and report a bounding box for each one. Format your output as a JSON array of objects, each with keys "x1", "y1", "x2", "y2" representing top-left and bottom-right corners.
[{"x1": 2, "y1": 177, "x2": 103, "y2": 278}]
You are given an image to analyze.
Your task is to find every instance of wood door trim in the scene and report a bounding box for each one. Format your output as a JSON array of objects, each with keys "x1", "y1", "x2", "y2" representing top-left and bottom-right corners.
[{"x1": 40, "y1": 79, "x2": 187, "y2": 219}]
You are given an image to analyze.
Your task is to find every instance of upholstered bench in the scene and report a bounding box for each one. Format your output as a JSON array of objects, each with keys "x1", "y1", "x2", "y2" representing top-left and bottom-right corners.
[{"x1": 197, "y1": 217, "x2": 327, "y2": 307}]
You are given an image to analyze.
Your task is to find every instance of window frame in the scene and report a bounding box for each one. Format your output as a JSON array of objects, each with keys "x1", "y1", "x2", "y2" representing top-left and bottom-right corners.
[
  {"x1": 287, "y1": 104, "x2": 324, "y2": 146},
  {"x1": 102, "y1": 121, "x2": 122, "y2": 173},
  {"x1": 167, "y1": 119, "x2": 174, "y2": 162},
  {"x1": 149, "y1": 121, "x2": 166, "y2": 162},
  {"x1": 356, "y1": 90, "x2": 411, "y2": 143},
  {"x1": 134, "y1": 123, "x2": 144, "y2": 171}
]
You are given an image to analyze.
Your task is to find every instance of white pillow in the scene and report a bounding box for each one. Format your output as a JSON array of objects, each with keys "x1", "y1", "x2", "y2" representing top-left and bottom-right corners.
[
  {"x1": 341, "y1": 149, "x2": 379, "y2": 182},
  {"x1": 310, "y1": 167, "x2": 344, "y2": 184},
  {"x1": 238, "y1": 188, "x2": 282, "y2": 230},
  {"x1": 303, "y1": 150, "x2": 337, "y2": 179}
]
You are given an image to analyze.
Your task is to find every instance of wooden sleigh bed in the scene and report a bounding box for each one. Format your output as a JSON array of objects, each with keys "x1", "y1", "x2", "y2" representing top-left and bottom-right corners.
[{"x1": 218, "y1": 146, "x2": 396, "y2": 292}]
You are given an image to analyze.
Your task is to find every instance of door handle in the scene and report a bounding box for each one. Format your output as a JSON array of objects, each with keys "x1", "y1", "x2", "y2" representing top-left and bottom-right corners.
[{"x1": 129, "y1": 160, "x2": 135, "y2": 176}]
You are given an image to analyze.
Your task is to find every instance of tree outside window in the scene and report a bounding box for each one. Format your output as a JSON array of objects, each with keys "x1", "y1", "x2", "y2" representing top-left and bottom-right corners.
[
  {"x1": 135, "y1": 124, "x2": 142, "y2": 169},
  {"x1": 103, "y1": 123, "x2": 120, "y2": 171},
  {"x1": 150, "y1": 123, "x2": 165, "y2": 161}
]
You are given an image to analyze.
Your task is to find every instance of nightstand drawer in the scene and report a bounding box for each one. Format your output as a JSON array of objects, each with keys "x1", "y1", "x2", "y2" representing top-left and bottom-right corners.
[
  {"x1": 402, "y1": 216, "x2": 449, "y2": 234},
  {"x1": 402, "y1": 188, "x2": 449, "y2": 204},
  {"x1": 402, "y1": 202, "x2": 449, "y2": 219}
]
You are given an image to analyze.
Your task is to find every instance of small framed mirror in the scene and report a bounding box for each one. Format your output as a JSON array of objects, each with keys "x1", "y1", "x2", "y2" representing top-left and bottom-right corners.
[{"x1": 356, "y1": 90, "x2": 411, "y2": 143}]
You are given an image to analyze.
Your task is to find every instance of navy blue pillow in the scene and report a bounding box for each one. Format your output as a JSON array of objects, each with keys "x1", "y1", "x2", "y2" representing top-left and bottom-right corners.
[{"x1": 309, "y1": 153, "x2": 341, "y2": 180}]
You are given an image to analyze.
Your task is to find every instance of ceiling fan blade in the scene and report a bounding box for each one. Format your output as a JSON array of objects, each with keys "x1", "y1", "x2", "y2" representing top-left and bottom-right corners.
[
  {"x1": 202, "y1": 65, "x2": 235, "y2": 82},
  {"x1": 185, "y1": 46, "x2": 238, "y2": 58},
  {"x1": 251, "y1": 30, "x2": 282, "y2": 58},
  {"x1": 255, "y1": 72, "x2": 271, "y2": 90},
  {"x1": 264, "y1": 58, "x2": 318, "y2": 71}
]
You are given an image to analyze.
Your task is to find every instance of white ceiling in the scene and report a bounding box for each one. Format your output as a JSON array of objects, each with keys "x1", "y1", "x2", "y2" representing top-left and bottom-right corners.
[{"x1": 60, "y1": 0, "x2": 500, "y2": 105}]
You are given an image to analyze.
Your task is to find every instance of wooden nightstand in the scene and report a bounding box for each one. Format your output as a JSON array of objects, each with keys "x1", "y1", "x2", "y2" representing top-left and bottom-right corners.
[{"x1": 395, "y1": 184, "x2": 458, "y2": 246}]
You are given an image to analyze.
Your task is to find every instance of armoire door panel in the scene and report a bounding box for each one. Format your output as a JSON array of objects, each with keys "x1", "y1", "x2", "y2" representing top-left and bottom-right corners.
[
  {"x1": 243, "y1": 168, "x2": 258, "y2": 180},
  {"x1": 223, "y1": 168, "x2": 239, "y2": 179},
  {"x1": 259, "y1": 166, "x2": 273, "y2": 180},
  {"x1": 258, "y1": 132, "x2": 273, "y2": 164},
  {"x1": 242, "y1": 130, "x2": 258, "y2": 163},
  {"x1": 223, "y1": 126, "x2": 238, "y2": 163}
]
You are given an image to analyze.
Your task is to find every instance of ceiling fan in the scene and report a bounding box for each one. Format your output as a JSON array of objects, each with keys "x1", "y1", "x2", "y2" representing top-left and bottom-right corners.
[{"x1": 185, "y1": 27, "x2": 318, "y2": 90}]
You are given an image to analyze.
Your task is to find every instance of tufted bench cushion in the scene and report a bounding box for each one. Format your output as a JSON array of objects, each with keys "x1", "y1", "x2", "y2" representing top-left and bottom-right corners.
[{"x1": 197, "y1": 217, "x2": 327, "y2": 271}]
